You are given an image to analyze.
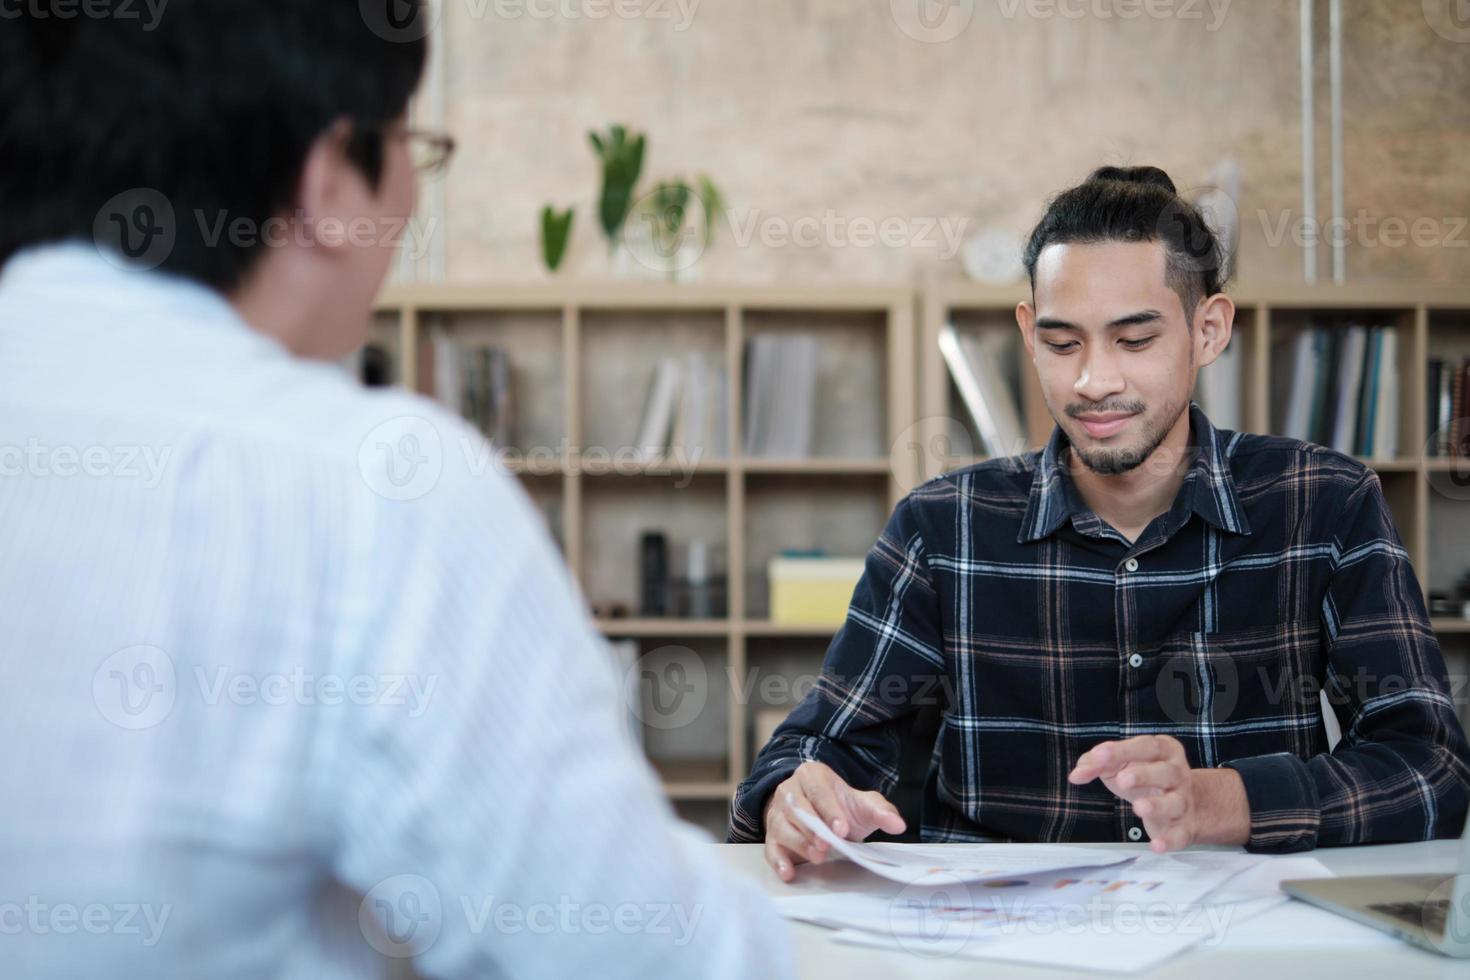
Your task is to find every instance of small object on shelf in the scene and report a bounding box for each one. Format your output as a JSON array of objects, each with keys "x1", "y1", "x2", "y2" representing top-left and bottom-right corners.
[
  {"x1": 360, "y1": 343, "x2": 393, "y2": 388},
  {"x1": 769, "y1": 555, "x2": 865, "y2": 627},
  {"x1": 1429, "y1": 592, "x2": 1463, "y2": 619},
  {"x1": 683, "y1": 538, "x2": 713, "y2": 618},
  {"x1": 672, "y1": 538, "x2": 727, "y2": 618},
  {"x1": 640, "y1": 531, "x2": 670, "y2": 617},
  {"x1": 590, "y1": 601, "x2": 631, "y2": 620}
]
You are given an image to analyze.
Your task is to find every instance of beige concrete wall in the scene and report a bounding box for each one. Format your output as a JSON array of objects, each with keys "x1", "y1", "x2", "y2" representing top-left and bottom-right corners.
[{"x1": 422, "y1": 0, "x2": 1470, "y2": 285}]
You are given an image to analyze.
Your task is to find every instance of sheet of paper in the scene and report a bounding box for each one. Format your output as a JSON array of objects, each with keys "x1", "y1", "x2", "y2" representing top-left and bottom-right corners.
[
  {"x1": 790, "y1": 807, "x2": 1133, "y2": 885},
  {"x1": 781, "y1": 847, "x2": 1335, "y2": 972},
  {"x1": 774, "y1": 850, "x2": 1266, "y2": 940},
  {"x1": 829, "y1": 895, "x2": 1288, "y2": 973}
]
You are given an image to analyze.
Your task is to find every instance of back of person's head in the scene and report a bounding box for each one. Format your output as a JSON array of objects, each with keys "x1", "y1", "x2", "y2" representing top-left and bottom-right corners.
[
  {"x1": 0, "y1": 0, "x2": 428, "y2": 294},
  {"x1": 1022, "y1": 165, "x2": 1226, "y2": 317}
]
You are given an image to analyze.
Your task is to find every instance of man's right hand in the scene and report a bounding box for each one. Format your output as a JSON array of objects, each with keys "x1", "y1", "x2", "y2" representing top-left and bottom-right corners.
[{"x1": 761, "y1": 761, "x2": 906, "y2": 883}]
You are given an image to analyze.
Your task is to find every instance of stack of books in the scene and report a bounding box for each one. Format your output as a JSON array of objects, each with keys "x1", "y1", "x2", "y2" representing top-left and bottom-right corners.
[
  {"x1": 428, "y1": 329, "x2": 514, "y2": 448},
  {"x1": 1429, "y1": 356, "x2": 1470, "y2": 458},
  {"x1": 631, "y1": 351, "x2": 730, "y2": 462},
  {"x1": 1272, "y1": 324, "x2": 1400, "y2": 459},
  {"x1": 742, "y1": 334, "x2": 820, "y2": 458},
  {"x1": 939, "y1": 324, "x2": 1036, "y2": 458}
]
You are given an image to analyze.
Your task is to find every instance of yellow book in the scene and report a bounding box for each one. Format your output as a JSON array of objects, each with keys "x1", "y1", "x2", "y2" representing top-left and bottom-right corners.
[{"x1": 768, "y1": 557, "x2": 865, "y2": 626}]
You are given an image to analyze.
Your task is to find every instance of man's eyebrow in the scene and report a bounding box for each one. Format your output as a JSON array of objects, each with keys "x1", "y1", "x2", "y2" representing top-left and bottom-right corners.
[{"x1": 1034, "y1": 310, "x2": 1164, "y2": 331}]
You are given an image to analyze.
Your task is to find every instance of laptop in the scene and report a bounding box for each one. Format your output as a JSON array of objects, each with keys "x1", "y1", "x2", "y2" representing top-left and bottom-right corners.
[{"x1": 1282, "y1": 816, "x2": 1470, "y2": 957}]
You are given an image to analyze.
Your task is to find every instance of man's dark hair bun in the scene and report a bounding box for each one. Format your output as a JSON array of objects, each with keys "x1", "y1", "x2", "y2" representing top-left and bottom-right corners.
[
  {"x1": 1086, "y1": 165, "x2": 1178, "y2": 195},
  {"x1": 1023, "y1": 164, "x2": 1226, "y2": 315}
]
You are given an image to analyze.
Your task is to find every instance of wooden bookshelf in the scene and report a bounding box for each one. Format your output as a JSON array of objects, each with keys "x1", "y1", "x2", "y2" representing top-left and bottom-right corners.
[
  {"x1": 374, "y1": 282, "x2": 918, "y2": 808},
  {"x1": 368, "y1": 280, "x2": 1470, "y2": 811}
]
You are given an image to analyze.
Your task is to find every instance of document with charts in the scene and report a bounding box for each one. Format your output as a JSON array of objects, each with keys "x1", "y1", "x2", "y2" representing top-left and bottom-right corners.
[{"x1": 791, "y1": 807, "x2": 1133, "y2": 885}]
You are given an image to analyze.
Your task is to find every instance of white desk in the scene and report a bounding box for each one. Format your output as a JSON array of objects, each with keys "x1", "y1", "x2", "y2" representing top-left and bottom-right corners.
[{"x1": 715, "y1": 840, "x2": 1469, "y2": 978}]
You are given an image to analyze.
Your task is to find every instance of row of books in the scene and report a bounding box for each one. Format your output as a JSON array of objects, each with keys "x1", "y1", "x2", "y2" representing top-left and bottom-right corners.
[
  {"x1": 939, "y1": 325, "x2": 1028, "y2": 458},
  {"x1": 1273, "y1": 325, "x2": 1400, "y2": 459},
  {"x1": 426, "y1": 330, "x2": 515, "y2": 448},
  {"x1": 632, "y1": 351, "x2": 730, "y2": 461},
  {"x1": 1430, "y1": 356, "x2": 1470, "y2": 458},
  {"x1": 742, "y1": 334, "x2": 820, "y2": 458}
]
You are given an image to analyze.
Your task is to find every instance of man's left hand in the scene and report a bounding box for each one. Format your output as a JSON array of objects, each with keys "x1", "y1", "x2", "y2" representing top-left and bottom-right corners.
[{"x1": 1067, "y1": 734, "x2": 1250, "y2": 851}]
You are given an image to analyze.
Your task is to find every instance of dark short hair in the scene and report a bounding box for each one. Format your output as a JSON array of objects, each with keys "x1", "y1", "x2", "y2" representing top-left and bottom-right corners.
[
  {"x1": 0, "y1": 0, "x2": 428, "y2": 292},
  {"x1": 1022, "y1": 165, "x2": 1226, "y2": 317}
]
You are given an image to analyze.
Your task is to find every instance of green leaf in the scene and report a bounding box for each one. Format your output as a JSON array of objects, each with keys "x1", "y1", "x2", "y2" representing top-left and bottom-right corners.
[{"x1": 540, "y1": 204, "x2": 574, "y2": 272}]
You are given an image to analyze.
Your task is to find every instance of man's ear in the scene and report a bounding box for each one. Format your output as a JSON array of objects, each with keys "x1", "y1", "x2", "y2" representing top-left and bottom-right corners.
[
  {"x1": 294, "y1": 119, "x2": 359, "y2": 252},
  {"x1": 1016, "y1": 301, "x2": 1037, "y2": 362},
  {"x1": 1193, "y1": 293, "x2": 1235, "y2": 369}
]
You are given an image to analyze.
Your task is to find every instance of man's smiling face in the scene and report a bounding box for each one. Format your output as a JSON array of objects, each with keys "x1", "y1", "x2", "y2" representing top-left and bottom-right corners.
[{"x1": 1018, "y1": 239, "x2": 1203, "y2": 476}]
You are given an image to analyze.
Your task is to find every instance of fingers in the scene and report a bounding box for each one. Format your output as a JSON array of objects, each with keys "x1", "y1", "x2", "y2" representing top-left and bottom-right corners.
[
  {"x1": 1113, "y1": 760, "x2": 1187, "y2": 798},
  {"x1": 768, "y1": 808, "x2": 823, "y2": 865},
  {"x1": 853, "y1": 789, "x2": 907, "y2": 836},
  {"x1": 1069, "y1": 735, "x2": 1180, "y2": 783},
  {"x1": 763, "y1": 834, "x2": 803, "y2": 883},
  {"x1": 776, "y1": 789, "x2": 832, "y2": 862},
  {"x1": 797, "y1": 765, "x2": 853, "y2": 839},
  {"x1": 1134, "y1": 790, "x2": 1190, "y2": 852}
]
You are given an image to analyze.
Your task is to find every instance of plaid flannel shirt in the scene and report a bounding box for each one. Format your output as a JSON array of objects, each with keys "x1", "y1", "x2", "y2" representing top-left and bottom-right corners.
[{"x1": 730, "y1": 402, "x2": 1470, "y2": 853}]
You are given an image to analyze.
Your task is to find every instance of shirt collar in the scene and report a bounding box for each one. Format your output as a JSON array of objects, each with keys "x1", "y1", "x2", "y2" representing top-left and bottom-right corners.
[
  {"x1": 0, "y1": 241, "x2": 285, "y2": 359},
  {"x1": 1017, "y1": 401, "x2": 1251, "y2": 544}
]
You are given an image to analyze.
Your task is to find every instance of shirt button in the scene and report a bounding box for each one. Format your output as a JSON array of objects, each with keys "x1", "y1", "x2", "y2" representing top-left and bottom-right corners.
[
  {"x1": 1124, "y1": 558, "x2": 1139, "y2": 572},
  {"x1": 1128, "y1": 653, "x2": 1143, "y2": 668},
  {"x1": 1127, "y1": 826, "x2": 1144, "y2": 842}
]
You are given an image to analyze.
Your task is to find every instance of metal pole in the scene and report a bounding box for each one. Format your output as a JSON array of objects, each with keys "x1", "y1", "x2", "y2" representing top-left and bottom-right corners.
[
  {"x1": 1329, "y1": 0, "x2": 1345, "y2": 284},
  {"x1": 1300, "y1": 0, "x2": 1317, "y2": 283}
]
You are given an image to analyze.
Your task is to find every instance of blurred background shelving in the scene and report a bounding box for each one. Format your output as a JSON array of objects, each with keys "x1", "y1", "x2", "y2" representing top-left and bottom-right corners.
[{"x1": 368, "y1": 280, "x2": 1470, "y2": 834}]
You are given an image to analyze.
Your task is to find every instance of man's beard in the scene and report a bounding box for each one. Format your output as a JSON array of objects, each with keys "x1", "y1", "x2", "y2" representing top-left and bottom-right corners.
[{"x1": 1070, "y1": 398, "x2": 1187, "y2": 476}]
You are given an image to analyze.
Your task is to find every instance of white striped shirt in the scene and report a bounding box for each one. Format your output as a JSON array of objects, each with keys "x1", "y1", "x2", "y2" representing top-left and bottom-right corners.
[{"x1": 0, "y1": 244, "x2": 792, "y2": 980}]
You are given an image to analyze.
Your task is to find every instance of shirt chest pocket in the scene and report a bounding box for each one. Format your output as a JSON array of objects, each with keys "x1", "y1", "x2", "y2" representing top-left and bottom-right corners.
[{"x1": 1146, "y1": 620, "x2": 1326, "y2": 763}]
